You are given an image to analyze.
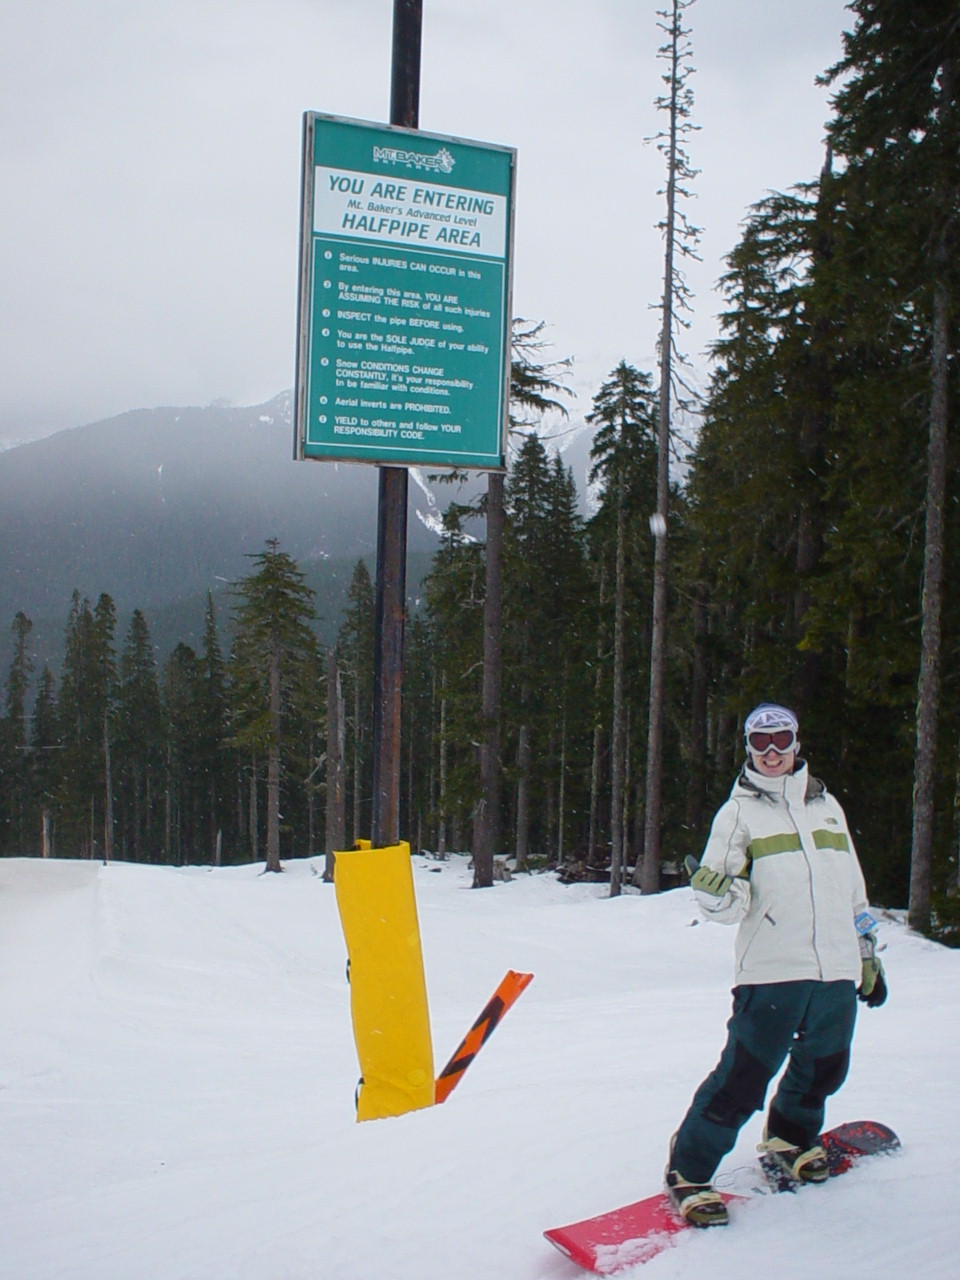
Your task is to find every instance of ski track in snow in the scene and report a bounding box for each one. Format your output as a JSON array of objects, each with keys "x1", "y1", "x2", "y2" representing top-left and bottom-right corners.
[{"x1": 0, "y1": 855, "x2": 956, "y2": 1280}]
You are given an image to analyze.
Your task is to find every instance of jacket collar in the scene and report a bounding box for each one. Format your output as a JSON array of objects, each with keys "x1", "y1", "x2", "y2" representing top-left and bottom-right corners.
[{"x1": 735, "y1": 760, "x2": 825, "y2": 804}]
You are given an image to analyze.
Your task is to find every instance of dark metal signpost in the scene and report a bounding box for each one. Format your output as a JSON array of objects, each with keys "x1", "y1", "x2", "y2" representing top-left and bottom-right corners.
[{"x1": 295, "y1": 0, "x2": 515, "y2": 847}]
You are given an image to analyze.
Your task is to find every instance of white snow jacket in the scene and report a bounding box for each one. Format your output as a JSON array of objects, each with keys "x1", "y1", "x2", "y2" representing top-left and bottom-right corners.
[{"x1": 693, "y1": 761, "x2": 869, "y2": 986}]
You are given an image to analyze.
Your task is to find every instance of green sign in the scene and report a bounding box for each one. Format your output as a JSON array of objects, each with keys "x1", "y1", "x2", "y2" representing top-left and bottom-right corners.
[{"x1": 295, "y1": 114, "x2": 515, "y2": 470}]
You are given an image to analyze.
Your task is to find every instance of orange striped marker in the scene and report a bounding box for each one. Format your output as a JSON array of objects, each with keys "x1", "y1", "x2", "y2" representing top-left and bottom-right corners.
[{"x1": 435, "y1": 970, "x2": 534, "y2": 1103}]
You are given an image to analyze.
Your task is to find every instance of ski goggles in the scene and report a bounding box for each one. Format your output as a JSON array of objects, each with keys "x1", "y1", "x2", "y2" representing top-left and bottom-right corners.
[{"x1": 746, "y1": 728, "x2": 798, "y2": 754}]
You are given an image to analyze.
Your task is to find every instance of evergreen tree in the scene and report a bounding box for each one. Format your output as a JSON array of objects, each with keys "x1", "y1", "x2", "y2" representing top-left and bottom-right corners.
[
  {"x1": 163, "y1": 643, "x2": 203, "y2": 864},
  {"x1": 0, "y1": 612, "x2": 34, "y2": 853},
  {"x1": 30, "y1": 666, "x2": 59, "y2": 857},
  {"x1": 57, "y1": 592, "x2": 117, "y2": 859},
  {"x1": 94, "y1": 594, "x2": 118, "y2": 862},
  {"x1": 115, "y1": 610, "x2": 163, "y2": 861},
  {"x1": 505, "y1": 438, "x2": 551, "y2": 867},
  {"x1": 587, "y1": 363, "x2": 658, "y2": 892},
  {"x1": 503, "y1": 433, "x2": 590, "y2": 867},
  {"x1": 680, "y1": 3, "x2": 958, "y2": 919},
  {"x1": 197, "y1": 594, "x2": 230, "y2": 862},
  {"x1": 474, "y1": 319, "x2": 573, "y2": 885},
  {"x1": 822, "y1": 0, "x2": 960, "y2": 929},
  {"x1": 285, "y1": 639, "x2": 326, "y2": 860},
  {"x1": 229, "y1": 541, "x2": 320, "y2": 872},
  {"x1": 684, "y1": 177, "x2": 915, "y2": 895},
  {"x1": 422, "y1": 508, "x2": 485, "y2": 854}
]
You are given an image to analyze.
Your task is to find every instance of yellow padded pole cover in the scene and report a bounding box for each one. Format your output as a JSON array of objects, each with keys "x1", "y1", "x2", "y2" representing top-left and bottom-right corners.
[{"x1": 334, "y1": 841, "x2": 435, "y2": 1121}]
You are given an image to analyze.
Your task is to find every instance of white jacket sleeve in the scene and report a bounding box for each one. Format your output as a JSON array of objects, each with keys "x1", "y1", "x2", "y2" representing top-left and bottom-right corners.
[{"x1": 692, "y1": 798, "x2": 752, "y2": 924}]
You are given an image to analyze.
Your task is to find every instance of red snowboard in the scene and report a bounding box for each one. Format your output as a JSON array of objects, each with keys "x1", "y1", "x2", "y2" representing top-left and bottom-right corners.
[{"x1": 544, "y1": 1121, "x2": 899, "y2": 1275}]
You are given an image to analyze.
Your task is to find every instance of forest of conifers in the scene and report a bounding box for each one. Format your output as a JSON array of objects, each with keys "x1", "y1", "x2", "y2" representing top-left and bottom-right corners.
[{"x1": 0, "y1": 2, "x2": 957, "y2": 941}]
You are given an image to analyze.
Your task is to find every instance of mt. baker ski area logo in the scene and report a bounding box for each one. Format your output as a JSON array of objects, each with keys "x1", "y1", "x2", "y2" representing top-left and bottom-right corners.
[{"x1": 373, "y1": 144, "x2": 456, "y2": 174}]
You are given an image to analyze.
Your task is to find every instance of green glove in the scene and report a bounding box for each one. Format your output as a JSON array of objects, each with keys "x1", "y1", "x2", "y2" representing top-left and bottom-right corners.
[
  {"x1": 690, "y1": 865, "x2": 733, "y2": 897},
  {"x1": 858, "y1": 933, "x2": 888, "y2": 1007}
]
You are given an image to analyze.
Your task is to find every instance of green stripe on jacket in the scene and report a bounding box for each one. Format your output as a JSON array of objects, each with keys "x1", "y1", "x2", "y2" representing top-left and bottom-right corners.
[{"x1": 748, "y1": 828, "x2": 850, "y2": 860}]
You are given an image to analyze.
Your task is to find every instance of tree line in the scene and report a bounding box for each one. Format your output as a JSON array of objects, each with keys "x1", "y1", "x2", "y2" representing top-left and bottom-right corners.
[
  {"x1": 0, "y1": 562, "x2": 323, "y2": 875},
  {"x1": 0, "y1": 0, "x2": 957, "y2": 940}
]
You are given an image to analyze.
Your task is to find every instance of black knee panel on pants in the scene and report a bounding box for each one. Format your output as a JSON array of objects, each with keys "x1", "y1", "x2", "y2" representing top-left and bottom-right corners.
[
  {"x1": 799, "y1": 1048, "x2": 850, "y2": 1108},
  {"x1": 703, "y1": 1039, "x2": 773, "y2": 1128},
  {"x1": 767, "y1": 1104, "x2": 812, "y2": 1150}
]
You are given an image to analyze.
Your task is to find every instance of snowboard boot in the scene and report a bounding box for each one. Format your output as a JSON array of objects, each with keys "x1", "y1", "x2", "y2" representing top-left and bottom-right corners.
[
  {"x1": 664, "y1": 1170, "x2": 728, "y2": 1227},
  {"x1": 757, "y1": 1133, "x2": 830, "y2": 1186}
]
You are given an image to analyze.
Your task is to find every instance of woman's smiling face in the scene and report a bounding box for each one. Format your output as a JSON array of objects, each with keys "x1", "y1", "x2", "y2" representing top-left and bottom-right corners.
[{"x1": 751, "y1": 745, "x2": 797, "y2": 777}]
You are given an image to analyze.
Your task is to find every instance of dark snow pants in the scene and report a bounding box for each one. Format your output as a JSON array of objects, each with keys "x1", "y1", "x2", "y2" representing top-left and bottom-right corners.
[{"x1": 670, "y1": 979, "x2": 858, "y2": 1184}]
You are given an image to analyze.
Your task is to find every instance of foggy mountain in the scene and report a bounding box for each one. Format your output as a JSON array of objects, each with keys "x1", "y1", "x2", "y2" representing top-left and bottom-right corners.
[
  {"x1": 0, "y1": 392, "x2": 452, "y2": 628},
  {"x1": 0, "y1": 390, "x2": 597, "y2": 677}
]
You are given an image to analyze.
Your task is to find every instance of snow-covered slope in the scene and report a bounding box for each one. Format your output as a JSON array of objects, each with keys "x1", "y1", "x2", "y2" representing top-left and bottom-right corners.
[{"x1": 1, "y1": 855, "x2": 955, "y2": 1280}]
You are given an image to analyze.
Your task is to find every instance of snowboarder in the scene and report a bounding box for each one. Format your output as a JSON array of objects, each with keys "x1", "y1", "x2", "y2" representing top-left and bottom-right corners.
[{"x1": 665, "y1": 703, "x2": 887, "y2": 1227}]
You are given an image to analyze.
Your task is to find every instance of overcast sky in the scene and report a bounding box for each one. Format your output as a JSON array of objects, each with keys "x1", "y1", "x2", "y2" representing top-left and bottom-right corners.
[{"x1": 0, "y1": 0, "x2": 853, "y2": 443}]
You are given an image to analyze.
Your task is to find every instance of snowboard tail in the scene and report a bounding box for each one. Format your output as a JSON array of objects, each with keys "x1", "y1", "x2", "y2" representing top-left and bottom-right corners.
[
  {"x1": 544, "y1": 1121, "x2": 900, "y2": 1275},
  {"x1": 544, "y1": 1190, "x2": 742, "y2": 1274}
]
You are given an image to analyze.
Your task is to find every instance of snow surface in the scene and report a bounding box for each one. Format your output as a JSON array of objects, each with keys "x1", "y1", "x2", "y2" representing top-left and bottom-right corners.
[{"x1": 1, "y1": 854, "x2": 956, "y2": 1280}]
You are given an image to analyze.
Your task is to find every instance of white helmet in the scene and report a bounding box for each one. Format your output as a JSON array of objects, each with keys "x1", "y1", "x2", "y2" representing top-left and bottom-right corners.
[{"x1": 744, "y1": 703, "x2": 798, "y2": 736}]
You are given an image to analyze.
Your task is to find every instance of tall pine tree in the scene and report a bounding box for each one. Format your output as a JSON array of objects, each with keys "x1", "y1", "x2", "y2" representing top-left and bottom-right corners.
[
  {"x1": 587, "y1": 363, "x2": 658, "y2": 892},
  {"x1": 229, "y1": 541, "x2": 320, "y2": 872}
]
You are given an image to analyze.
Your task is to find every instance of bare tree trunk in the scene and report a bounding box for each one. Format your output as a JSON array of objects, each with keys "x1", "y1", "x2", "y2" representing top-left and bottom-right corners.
[
  {"x1": 557, "y1": 706, "x2": 567, "y2": 866},
  {"x1": 437, "y1": 696, "x2": 448, "y2": 859},
  {"x1": 235, "y1": 767, "x2": 244, "y2": 859},
  {"x1": 588, "y1": 714, "x2": 603, "y2": 870},
  {"x1": 132, "y1": 766, "x2": 142, "y2": 862},
  {"x1": 515, "y1": 717, "x2": 531, "y2": 870},
  {"x1": 307, "y1": 728, "x2": 316, "y2": 857},
  {"x1": 909, "y1": 271, "x2": 949, "y2": 931},
  {"x1": 638, "y1": 274, "x2": 672, "y2": 892},
  {"x1": 209, "y1": 779, "x2": 218, "y2": 865},
  {"x1": 265, "y1": 640, "x2": 283, "y2": 872},
  {"x1": 587, "y1": 566, "x2": 607, "y2": 873},
  {"x1": 634, "y1": 766, "x2": 645, "y2": 871},
  {"x1": 474, "y1": 471, "x2": 504, "y2": 888},
  {"x1": 248, "y1": 755, "x2": 259, "y2": 862},
  {"x1": 685, "y1": 578, "x2": 709, "y2": 837},
  {"x1": 406, "y1": 681, "x2": 416, "y2": 847},
  {"x1": 103, "y1": 710, "x2": 114, "y2": 865},
  {"x1": 716, "y1": 685, "x2": 738, "y2": 783},
  {"x1": 352, "y1": 671, "x2": 362, "y2": 844},
  {"x1": 165, "y1": 746, "x2": 173, "y2": 862},
  {"x1": 428, "y1": 670, "x2": 438, "y2": 850},
  {"x1": 325, "y1": 647, "x2": 346, "y2": 882},
  {"x1": 545, "y1": 733, "x2": 557, "y2": 858},
  {"x1": 610, "y1": 467, "x2": 627, "y2": 898},
  {"x1": 639, "y1": 0, "x2": 689, "y2": 895}
]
